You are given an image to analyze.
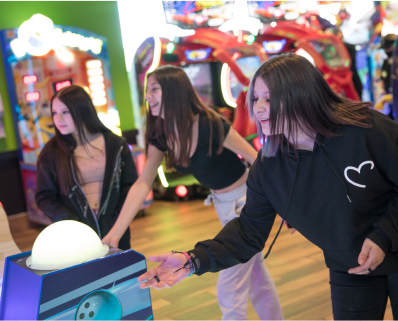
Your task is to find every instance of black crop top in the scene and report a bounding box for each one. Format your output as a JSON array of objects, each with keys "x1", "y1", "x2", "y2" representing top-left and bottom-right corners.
[{"x1": 149, "y1": 114, "x2": 246, "y2": 190}]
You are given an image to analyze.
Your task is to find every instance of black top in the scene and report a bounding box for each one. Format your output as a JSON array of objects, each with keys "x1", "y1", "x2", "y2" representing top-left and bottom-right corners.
[
  {"x1": 192, "y1": 109, "x2": 398, "y2": 276},
  {"x1": 344, "y1": 42, "x2": 363, "y2": 98},
  {"x1": 149, "y1": 114, "x2": 246, "y2": 190},
  {"x1": 382, "y1": 56, "x2": 393, "y2": 94}
]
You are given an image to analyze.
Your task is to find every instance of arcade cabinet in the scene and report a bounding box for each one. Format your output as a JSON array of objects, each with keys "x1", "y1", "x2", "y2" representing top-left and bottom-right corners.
[
  {"x1": 0, "y1": 220, "x2": 153, "y2": 320},
  {"x1": 0, "y1": 14, "x2": 152, "y2": 225},
  {"x1": 246, "y1": 2, "x2": 360, "y2": 101}
]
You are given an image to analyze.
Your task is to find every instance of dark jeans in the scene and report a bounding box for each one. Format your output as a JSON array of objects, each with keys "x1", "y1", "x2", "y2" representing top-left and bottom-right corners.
[{"x1": 330, "y1": 269, "x2": 398, "y2": 320}]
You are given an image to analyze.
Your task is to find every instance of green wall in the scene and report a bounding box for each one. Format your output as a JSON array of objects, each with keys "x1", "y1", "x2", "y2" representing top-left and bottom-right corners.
[{"x1": 0, "y1": 1, "x2": 135, "y2": 153}]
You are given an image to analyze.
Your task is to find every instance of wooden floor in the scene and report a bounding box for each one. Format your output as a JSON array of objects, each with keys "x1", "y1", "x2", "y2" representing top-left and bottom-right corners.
[{"x1": 8, "y1": 200, "x2": 393, "y2": 320}]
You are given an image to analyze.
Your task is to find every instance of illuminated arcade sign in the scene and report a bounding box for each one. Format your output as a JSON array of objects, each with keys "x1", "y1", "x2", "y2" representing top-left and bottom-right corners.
[
  {"x1": 23, "y1": 75, "x2": 38, "y2": 85},
  {"x1": 185, "y1": 48, "x2": 212, "y2": 62},
  {"x1": 26, "y1": 92, "x2": 40, "y2": 102},
  {"x1": 262, "y1": 39, "x2": 286, "y2": 53},
  {"x1": 53, "y1": 79, "x2": 72, "y2": 92},
  {"x1": 10, "y1": 14, "x2": 103, "y2": 58}
]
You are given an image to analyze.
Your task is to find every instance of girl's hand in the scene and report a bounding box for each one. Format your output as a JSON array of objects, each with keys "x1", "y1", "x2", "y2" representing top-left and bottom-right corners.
[
  {"x1": 138, "y1": 252, "x2": 191, "y2": 289},
  {"x1": 101, "y1": 233, "x2": 120, "y2": 248},
  {"x1": 348, "y1": 238, "x2": 386, "y2": 275}
]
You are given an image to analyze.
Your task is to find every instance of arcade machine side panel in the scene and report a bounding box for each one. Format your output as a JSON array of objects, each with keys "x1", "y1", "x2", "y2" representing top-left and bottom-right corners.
[
  {"x1": 0, "y1": 252, "x2": 43, "y2": 320},
  {"x1": 36, "y1": 250, "x2": 153, "y2": 321}
]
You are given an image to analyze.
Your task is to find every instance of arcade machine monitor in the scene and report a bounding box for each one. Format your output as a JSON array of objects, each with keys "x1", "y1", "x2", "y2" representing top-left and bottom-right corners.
[
  {"x1": 182, "y1": 63, "x2": 214, "y2": 106},
  {"x1": 230, "y1": 56, "x2": 261, "y2": 101},
  {"x1": 163, "y1": 1, "x2": 234, "y2": 29}
]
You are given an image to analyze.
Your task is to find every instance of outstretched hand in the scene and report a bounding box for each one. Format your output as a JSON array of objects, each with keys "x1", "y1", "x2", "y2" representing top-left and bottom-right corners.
[
  {"x1": 138, "y1": 252, "x2": 191, "y2": 289},
  {"x1": 101, "y1": 233, "x2": 120, "y2": 248},
  {"x1": 348, "y1": 238, "x2": 386, "y2": 275}
]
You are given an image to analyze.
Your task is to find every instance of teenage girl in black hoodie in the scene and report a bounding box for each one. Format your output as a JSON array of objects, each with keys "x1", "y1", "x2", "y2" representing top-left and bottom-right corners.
[{"x1": 138, "y1": 53, "x2": 398, "y2": 320}]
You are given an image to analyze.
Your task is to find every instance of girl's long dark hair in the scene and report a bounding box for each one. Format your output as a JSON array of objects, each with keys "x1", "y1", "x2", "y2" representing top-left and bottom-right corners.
[
  {"x1": 247, "y1": 53, "x2": 372, "y2": 157},
  {"x1": 38, "y1": 85, "x2": 109, "y2": 195},
  {"x1": 146, "y1": 65, "x2": 224, "y2": 168}
]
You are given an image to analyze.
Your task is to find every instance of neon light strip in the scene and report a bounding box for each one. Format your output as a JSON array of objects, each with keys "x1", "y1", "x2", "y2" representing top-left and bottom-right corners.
[
  {"x1": 221, "y1": 63, "x2": 237, "y2": 108},
  {"x1": 157, "y1": 166, "x2": 169, "y2": 188},
  {"x1": 147, "y1": 37, "x2": 162, "y2": 74}
]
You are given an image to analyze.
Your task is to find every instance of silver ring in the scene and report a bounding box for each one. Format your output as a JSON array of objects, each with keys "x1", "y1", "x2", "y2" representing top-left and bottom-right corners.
[{"x1": 154, "y1": 275, "x2": 160, "y2": 283}]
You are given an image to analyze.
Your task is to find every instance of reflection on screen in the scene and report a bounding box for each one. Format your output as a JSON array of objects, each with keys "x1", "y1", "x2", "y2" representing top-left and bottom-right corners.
[
  {"x1": 182, "y1": 63, "x2": 214, "y2": 106},
  {"x1": 229, "y1": 56, "x2": 261, "y2": 101},
  {"x1": 310, "y1": 40, "x2": 344, "y2": 68}
]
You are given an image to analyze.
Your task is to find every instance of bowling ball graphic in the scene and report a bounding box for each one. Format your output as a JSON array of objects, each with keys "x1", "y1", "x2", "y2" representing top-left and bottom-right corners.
[{"x1": 74, "y1": 290, "x2": 122, "y2": 320}]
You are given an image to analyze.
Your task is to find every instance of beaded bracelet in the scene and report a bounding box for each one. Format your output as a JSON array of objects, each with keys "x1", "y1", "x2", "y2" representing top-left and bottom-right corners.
[{"x1": 172, "y1": 250, "x2": 194, "y2": 277}]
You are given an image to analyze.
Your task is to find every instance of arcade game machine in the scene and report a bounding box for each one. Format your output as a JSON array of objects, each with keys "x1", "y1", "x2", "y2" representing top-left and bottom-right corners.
[
  {"x1": 247, "y1": 2, "x2": 360, "y2": 102},
  {"x1": 134, "y1": 1, "x2": 267, "y2": 199},
  {"x1": 0, "y1": 14, "x2": 152, "y2": 225},
  {"x1": 0, "y1": 220, "x2": 153, "y2": 320}
]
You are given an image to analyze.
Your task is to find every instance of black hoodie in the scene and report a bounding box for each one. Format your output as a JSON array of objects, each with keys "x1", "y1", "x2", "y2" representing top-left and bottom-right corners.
[{"x1": 192, "y1": 109, "x2": 398, "y2": 276}]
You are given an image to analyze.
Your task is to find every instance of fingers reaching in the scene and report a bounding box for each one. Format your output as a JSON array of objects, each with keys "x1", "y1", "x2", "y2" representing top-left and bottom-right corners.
[
  {"x1": 348, "y1": 239, "x2": 386, "y2": 275},
  {"x1": 138, "y1": 251, "x2": 192, "y2": 289}
]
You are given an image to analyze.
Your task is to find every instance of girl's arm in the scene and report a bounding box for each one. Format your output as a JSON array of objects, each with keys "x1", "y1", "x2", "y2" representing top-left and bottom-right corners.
[
  {"x1": 102, "y1": 144, "x2": 165, "y2": 247},
  {"x1": 222, "y1": 127, "x2": 258, "y2": 165}
]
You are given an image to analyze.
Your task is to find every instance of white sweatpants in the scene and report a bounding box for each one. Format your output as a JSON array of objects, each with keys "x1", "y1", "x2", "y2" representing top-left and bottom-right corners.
[{"x1": 205, "y1": 183, "x2": 284, "y2": 320}]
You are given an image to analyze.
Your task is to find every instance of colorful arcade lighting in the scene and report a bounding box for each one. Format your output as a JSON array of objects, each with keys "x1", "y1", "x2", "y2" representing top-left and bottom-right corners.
[
  {"x1": 221, "y1": 63, "x2": 237, "y2": 108},
  {"x1": 54, "y1": 79, "x2": 72, "y2": 92},
  {"x1": 25, "y1": 91, "x2": 40, "y2": 102},
  {"x1": 158, "y1": 165, "x2": 169, "y2": 188},
  {"x1": 166, "y1": 42, "x2": 175, "y2": 54},
  {"x1": 247, "y1": 34, "x2": 255, "y2": 45},
  {"x1": 86, "y1": 59, "x2": 107, "y2": 107},
  {"x1": 17, "y1": 14, "x2": 54, "y2": 57},
  {"x1": 23, "y1": 75, "x2": 38, "y2": 85},
  {"x1": 175, "y1": 185, "x2": 188, "y2": 198}
]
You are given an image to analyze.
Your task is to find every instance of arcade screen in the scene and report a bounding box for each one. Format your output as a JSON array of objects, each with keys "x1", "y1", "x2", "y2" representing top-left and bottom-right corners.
[
  {"x1": 182, "y1": 63, "x2": 214, "y2": 106},
  {"x1": 230, "y1": 56, "x2": 261, "y2": 101},
  {"x1": 262, "y1": 39, "x2": 287, "y2": 54},
  {"x1": 309, "y1": 39, "x2": 345, "y2": 68},
  {"x1": 248, "y1": 1, "x2": 284, "y2": 22},
  {"x1": 163, "y1": 1, "x2": 234, "y2": 29}
]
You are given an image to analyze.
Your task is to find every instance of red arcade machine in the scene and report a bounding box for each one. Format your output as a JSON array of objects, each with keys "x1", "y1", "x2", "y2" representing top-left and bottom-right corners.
[
  {"x1": 263, "y1": 21, "x2": 359, "y2": 100},
  {"x1": 154, "y1": 28, "x2": 267, "y2": 138},
  {"x1": 161, "y1": 1, "x2": 268, "y2": 137},
  {"x1": 247, "y1": 2, "x2": 360, "y2": 101}
]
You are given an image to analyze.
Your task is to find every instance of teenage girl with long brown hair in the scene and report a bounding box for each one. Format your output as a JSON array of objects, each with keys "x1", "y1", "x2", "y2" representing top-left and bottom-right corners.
[
  {"x1": 36, "y1": 85, "x2": 137, "y2": 250},
  {"x1": 138, "y1": 53, "x2": 398, "y2": 320},
  {"x1": 102, "y1": 65, "x2": 283, "y2": 320}
]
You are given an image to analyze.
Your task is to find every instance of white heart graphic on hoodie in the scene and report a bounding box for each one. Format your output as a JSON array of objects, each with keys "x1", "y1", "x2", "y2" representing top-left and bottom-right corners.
[{"x1": 344, "y1": 161, "x2": 374, "y2": 188}]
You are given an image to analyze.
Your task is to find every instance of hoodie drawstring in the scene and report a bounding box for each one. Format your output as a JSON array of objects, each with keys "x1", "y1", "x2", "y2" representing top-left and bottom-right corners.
[
  {"x1": 319, "y1": 146, "x2": 352, "y2": 203},
  {"x1": 264, "y1": 158, "x2": 300, "y2": 259}
]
